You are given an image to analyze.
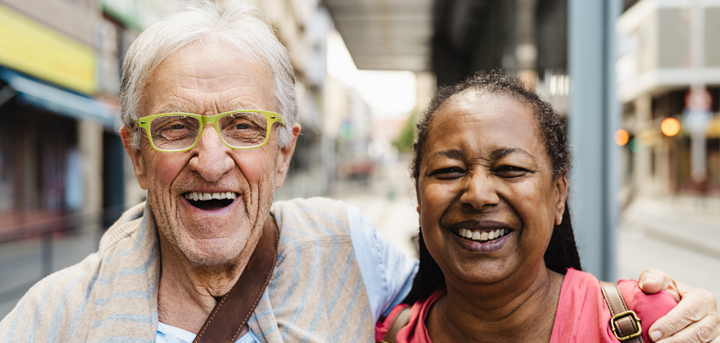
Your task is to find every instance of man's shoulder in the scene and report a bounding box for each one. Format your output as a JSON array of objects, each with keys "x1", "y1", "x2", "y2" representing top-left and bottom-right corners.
[
  {"x1": 272, "y1": 197, "x2": 352, "y2": 240},
  {"x1": 98, "y1": 202, "x2": 146, "y2": 252},
  {"x1": 0, "y1": 203, "x2": 159, "y2": 341},
  {"x1": 272, "y1": 196, "x2": 347, "y2": 212}
]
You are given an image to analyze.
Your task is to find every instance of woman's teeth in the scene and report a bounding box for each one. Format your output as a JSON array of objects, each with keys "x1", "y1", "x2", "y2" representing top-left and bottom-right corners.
[
  {"x1": 184, "y1": 192, "x2": 237, "y2": 201},
  {"x1": 458, "y1": 228, "x2": 508, "y2": 243}
]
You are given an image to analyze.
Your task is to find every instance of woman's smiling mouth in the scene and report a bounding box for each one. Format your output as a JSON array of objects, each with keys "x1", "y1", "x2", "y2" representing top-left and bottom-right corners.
[
  {"x1": 454, "y1": 228, "x2": 511, "y2": 243},
  {"x1": 446, "y1": 221, "x2": 515, "y2": 252}
]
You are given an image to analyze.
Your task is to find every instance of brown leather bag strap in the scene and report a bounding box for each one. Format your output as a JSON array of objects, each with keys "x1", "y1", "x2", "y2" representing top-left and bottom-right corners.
[
  {"x1": 600, "y1": 281, "x2": 645, "y2": 343},
  {"x1": 379, "y1": 306, "x2": 411, "y2": 343},
  {"x1": 193, "y1": 215, "x2": 279, "y2": 343}
]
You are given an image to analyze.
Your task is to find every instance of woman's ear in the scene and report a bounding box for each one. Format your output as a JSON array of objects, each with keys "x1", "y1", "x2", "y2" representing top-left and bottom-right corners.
[{"x1": 554, "y1": 169, "x2": 568, "y2": 225}]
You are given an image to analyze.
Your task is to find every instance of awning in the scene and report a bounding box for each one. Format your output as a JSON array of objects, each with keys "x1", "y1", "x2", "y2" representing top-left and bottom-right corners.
[
  {"x1": 323, "y1": 0, "x2": 433, "y2": 71},
  {"x1": 0, "y1": 67, "x2": 120, "y2": 129}
]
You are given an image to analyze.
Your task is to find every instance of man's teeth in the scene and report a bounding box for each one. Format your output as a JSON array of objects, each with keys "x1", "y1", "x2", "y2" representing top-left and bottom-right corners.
[
  {"x1": 458, "y1": 228, "x2": 508, "y2": 243},
  {"x1": 184, "y1": 192, "x2": 237, "y2": 201}
]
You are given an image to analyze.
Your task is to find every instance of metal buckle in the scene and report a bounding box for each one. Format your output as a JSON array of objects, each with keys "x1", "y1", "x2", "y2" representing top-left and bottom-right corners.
[{"x1": 610, "y1": 310, "x2": 642, "y2": 341}]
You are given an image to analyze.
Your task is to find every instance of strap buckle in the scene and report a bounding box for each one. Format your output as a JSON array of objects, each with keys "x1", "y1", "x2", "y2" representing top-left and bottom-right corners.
[{"x1": 610, "y1": 310, "x2": 642, "y2": 341}]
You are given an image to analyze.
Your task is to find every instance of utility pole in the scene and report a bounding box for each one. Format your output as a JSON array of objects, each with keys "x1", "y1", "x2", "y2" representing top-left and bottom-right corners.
[{"x1": 685, "y1": 0, "x2": 710, "y2": 189}]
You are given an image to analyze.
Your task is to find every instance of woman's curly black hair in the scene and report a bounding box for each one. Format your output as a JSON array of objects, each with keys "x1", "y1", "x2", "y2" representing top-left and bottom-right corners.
[{"x1": 403, "y1": 70, "x2": 582, "y2": 305}]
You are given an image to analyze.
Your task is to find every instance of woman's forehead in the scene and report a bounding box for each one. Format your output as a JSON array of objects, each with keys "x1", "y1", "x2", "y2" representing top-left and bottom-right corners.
[{"x1": 424, "y1": 92, "x2": 545, "y2": 159}]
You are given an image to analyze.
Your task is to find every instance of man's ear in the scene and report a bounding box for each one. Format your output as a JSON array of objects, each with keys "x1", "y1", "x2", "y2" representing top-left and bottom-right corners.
[
  {"x1": 554, "y1": 169, "x2": 569, "y2": 225},
  {"x1": 120, "y1": 125, "x2": 148, "y2": 190},
  {"x1": 274, "y1": 124, "x2": 301, "y2": 188}
]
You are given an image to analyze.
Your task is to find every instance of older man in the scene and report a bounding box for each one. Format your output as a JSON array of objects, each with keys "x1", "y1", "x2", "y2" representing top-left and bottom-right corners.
[{"x1": 2, "y1": 1, "x2": 719, "y2": 343}]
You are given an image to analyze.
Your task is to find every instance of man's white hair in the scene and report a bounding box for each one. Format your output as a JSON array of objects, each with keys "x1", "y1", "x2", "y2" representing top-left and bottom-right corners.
[{"x1": 120, "y1": 0, "x2": 297, "y2": 149}]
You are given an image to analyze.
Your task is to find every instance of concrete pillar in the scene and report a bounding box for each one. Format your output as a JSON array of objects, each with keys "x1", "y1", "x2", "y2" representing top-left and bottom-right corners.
[
  {"x1": 568, "y1": 0, "x2": 622, "y2": 280},
  {"x1": 78, "y1": 119, "x2": 103, "y2": 232}
]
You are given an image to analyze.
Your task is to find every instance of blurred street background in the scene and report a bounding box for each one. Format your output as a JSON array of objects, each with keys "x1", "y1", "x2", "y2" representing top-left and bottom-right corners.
[{"x1": 1, "y1": 0, "x2": 720, "y2": 318}]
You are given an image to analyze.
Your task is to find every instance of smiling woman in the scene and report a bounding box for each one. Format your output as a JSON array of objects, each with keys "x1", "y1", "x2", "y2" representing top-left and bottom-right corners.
[{"x1": 375, "y1": 72, "x2": 677, "y2": 343}]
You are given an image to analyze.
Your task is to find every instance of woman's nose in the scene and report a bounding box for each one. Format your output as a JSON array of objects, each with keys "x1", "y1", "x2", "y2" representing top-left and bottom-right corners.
[
  {"x1": 188, "y1": 123, "x2": 233, "y2": 182},
  {"x1": 459, "y1": 171, "x2": 500, "y2": 210}
]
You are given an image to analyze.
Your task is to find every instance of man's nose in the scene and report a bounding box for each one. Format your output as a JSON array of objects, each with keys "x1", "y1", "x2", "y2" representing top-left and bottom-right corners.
[
  {"x1": 459, "y1": 171, "x2": 500, "y2": 210},
  {"x1": 188, "y1": 123, "x2": 233, "y2": 182}
]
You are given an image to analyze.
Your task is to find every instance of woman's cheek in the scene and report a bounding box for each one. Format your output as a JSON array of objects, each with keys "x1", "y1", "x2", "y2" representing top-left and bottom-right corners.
[{"x1": 511, "y1": 179, "x2": 558, "y2": 230}]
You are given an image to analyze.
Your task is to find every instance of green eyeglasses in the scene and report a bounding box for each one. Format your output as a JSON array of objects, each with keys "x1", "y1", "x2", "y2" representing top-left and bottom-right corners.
[{"x1": 133, "y1": 110, "x2": 287, "y2": 152}]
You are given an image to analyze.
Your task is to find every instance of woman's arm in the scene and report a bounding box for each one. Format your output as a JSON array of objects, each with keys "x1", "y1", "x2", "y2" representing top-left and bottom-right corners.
[{"x1": 638, "y1": 269, "x2": 720, "y2": 342}]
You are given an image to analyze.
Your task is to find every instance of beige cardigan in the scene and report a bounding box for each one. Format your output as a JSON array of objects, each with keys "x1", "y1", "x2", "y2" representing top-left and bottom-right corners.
[{"x1": 0, "y1": 197, "x2": 373, "y2": 342}]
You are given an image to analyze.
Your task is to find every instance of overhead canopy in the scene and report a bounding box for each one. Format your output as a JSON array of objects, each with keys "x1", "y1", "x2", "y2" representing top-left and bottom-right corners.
[
  {"x1": 0, "y1": 67, "x2": 119, "y2": 129},
  {"x1": 323, "y1": 0, "x2": 433, "y2": 71}
]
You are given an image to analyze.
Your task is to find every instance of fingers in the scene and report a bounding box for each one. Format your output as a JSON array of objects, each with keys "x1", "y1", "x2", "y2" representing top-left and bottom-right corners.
[
  {"x1": 654, "y1": 315, "x2": 720, "y2": 343},
  {"x1": 638, "y1": 269, "x2": 677, "y2": 298},
  {"x1": 650, "y1": 287, "x2": 719, "y2": 342}
]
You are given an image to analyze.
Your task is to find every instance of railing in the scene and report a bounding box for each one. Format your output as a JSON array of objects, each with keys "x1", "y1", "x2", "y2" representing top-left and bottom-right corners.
[{"x1": 0, "y1": 206, "x2": 126, "y2": 310}]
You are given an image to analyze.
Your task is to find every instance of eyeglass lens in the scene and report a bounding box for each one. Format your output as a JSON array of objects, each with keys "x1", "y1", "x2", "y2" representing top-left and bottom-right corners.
[{"x1": 149, "y1": 112, "x2": 269, "y2": 150}]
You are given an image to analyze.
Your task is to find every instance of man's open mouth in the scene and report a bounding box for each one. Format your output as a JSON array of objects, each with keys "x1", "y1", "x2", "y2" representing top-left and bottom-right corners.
[
  {"x1": 452, "y1": 228, "x2": 512, "y2": 243},
  {"x1": 183, "y1": 192, "x2": 238, "y2": 210}
]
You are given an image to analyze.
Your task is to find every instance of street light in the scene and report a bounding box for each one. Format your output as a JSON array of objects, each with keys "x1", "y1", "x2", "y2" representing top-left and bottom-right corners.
[{"x1": 660, "y1": 118, "x2": 680, "y2": 137}]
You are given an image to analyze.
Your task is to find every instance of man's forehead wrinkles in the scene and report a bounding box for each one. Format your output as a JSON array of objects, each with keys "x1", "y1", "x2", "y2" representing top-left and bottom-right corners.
[
  {"x1": 152, "y1": 97, "x2": 266, "y2": 116},
  {"x1": 148, "y1": 81, "x2": 269, "y2": 113}
]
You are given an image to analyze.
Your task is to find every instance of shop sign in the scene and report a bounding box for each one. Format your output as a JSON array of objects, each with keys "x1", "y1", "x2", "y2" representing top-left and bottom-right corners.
[
  {"x1": 684, "y1": 87, "x2": 712, "y2": 135},
  {"x1": 0, "y1": 4, "x2": 96, "y2": 94},
  {"x1": 100, "y1": 0, "x2": 167, "y2": 32}
]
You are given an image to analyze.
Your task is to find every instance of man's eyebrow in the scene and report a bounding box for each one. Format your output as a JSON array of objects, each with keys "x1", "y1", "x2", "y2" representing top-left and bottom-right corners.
[
  {"x1": 431, "y1": 149, "x2": 466, "y2": 160},
  {"x1": 153, "y1": 105, "x2": 256, "y2": 115},
  {"x1": 154, "y1": 105, "x2": 196, "y2": 114},
  {"x1": 490, "y1": 147, "x2": 533, "y2": 160}
]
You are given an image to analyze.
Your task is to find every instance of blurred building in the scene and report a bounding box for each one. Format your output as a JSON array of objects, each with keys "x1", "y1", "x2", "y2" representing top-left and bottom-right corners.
[
  {"x1": 617, "y1": 0, "x2": 720, "y2": 200},
  {"x1": 0, "y1": 0, "x2": 125, "y2": 237},
  {"x1": 256, "y1": 0, "x2": 337, "y2": 200},
  {"x1": 324, "y1": 77, "x2": 374, "y2": 184}
]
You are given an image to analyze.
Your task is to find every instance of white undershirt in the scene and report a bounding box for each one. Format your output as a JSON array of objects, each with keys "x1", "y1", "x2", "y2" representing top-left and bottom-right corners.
[{"x1": 157, "y1": 322, "x2": 260, "y2": 343}]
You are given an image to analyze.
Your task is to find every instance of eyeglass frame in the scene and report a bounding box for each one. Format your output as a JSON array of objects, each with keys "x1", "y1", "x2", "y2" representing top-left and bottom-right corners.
[{"x1": 133, "y1": 110, "x2": 287, "y2": 153}]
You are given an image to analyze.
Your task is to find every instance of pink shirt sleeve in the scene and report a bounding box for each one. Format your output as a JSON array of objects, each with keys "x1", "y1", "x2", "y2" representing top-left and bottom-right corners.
[
  {"x1": 551, "y1": 269, "x2": 677, "y2": 343},
  {"x1": 375, "y1": 304, "x2": 409, "y2": 343},
  {"x1": 617, "y1": 279, "x2": 678, "y2": 342}
]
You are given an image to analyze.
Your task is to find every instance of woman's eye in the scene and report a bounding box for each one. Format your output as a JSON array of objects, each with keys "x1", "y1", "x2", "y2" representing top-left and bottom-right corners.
[
  {"x1": 169, "y1": 124, "x2": 186, "y2": 130},
  {"x1": 234, "y1": 123, "x2": 251, "y2": 130},
  {"x1": 432, "y1": 167, "x2": 465, "y2": 178},
  {"x1": 494, "y1": 166, "x2": 528, "y2": 177}
]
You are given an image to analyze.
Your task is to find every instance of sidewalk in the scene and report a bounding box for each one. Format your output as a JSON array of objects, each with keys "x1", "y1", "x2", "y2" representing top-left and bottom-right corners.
[
  {"x1": 0, "y1": 231, "x2": 101, "y2": 318},
  {"x1": 617, "y1": 197, "x2": 720, "y2": 300},
  {"x1": 621, "y1": 197, "x2": 720, "y2": 259}
]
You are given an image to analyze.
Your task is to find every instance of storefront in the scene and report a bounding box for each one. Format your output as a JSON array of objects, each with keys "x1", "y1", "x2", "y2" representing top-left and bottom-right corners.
[{"x1": 0, "y1": 4, "x2": 120, "y2": 237}]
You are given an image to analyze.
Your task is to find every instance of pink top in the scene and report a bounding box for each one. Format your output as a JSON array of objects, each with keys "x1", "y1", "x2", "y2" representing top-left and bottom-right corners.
[{"x1": 376, "y1": 268, "x2": 677, "y2": 343}]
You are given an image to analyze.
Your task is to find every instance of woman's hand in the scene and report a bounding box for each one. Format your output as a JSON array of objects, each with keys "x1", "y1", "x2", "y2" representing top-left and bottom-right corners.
[{"x1": 638, "y1": 269, "x2": 720, "y2": 342}]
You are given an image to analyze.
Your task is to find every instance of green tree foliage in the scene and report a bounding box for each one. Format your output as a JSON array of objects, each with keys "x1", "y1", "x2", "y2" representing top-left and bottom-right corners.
[{"x1": 392, "y1": 110, "x2": 418, "y2": 153}]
